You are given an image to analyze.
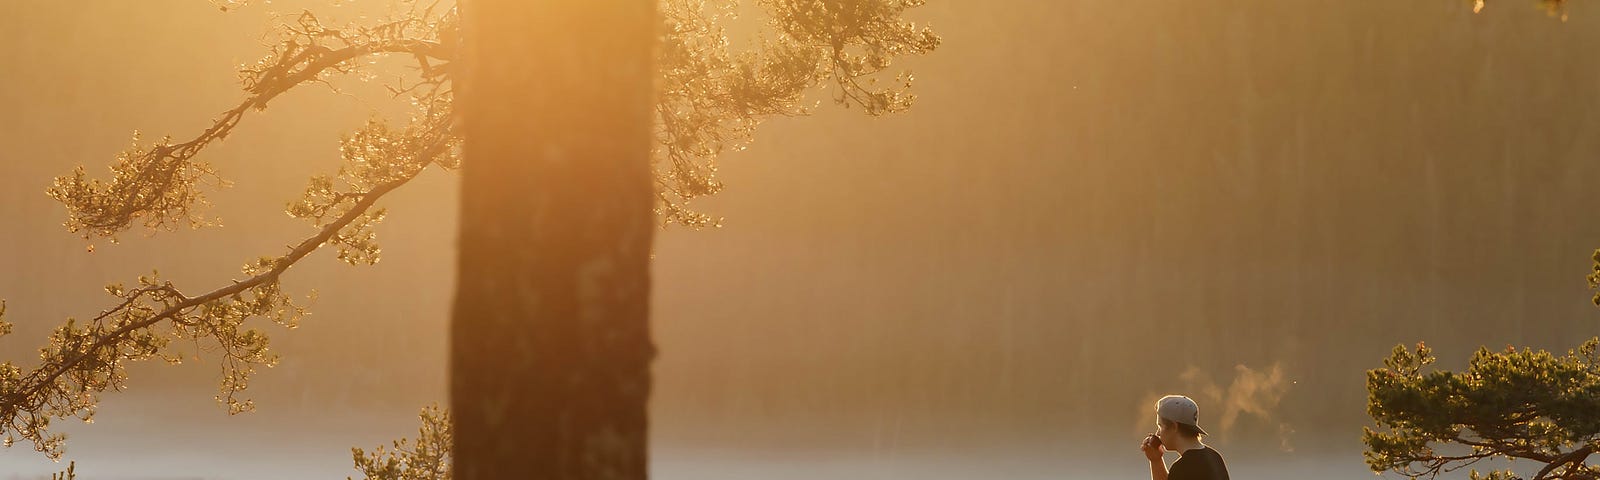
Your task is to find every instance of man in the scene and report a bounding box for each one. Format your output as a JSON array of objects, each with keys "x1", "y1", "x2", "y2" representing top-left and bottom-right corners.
[{"x1": 1139, "y1": 395, "x2": 1230, "y2": 480}]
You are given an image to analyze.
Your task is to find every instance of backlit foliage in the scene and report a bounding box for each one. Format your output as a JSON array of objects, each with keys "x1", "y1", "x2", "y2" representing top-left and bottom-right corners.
[
  {"x1": 2, "y1": 0, "x2": 936, "y2": 464},
  {"x1": 1586, "y1": 248, "x2": 1600, "y2": 306},
  {"x1": 1364, "y1": 341, "x2": 1600, "y2": 480},
  {"x1": 1472, "y1": 0, "x2": 1568, "y2": 18},
  {"x1": 655, "y1": 0, "x2": 939, "y2": 226},
  {"x1": 52, "y1": 461, "x2": 75, "y2": 480},
  {"x1": 350, "y1": 405, "x2": 452, "y2": 480}
]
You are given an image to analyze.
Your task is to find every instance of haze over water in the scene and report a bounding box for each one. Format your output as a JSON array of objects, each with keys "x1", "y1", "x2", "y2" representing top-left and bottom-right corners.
[{"x1": 4, "y1": 1, "x2": 1600, "y2": 478}]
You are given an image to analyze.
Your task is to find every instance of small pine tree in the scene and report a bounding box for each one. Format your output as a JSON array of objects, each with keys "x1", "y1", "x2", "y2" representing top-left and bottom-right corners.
[{"x1": 1365, "y1": 340, "x2": 1600, "y2": 480}]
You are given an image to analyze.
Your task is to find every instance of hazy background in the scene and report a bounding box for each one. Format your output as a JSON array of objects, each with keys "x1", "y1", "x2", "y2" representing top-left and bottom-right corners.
[{"x1": 4, "y1": 0, "x2": 1600, "y2": 478}]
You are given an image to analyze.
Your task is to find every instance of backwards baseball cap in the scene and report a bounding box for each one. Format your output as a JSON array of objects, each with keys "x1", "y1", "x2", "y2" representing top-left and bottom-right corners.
[{"x1": 1155, "y1": 395, "x2": 1209, "y2": 436}]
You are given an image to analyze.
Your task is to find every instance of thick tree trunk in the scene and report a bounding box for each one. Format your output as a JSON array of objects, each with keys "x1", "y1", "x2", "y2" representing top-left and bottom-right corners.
[{"x1": 452, "y1": 1, "x2": 657, "y2": 479}]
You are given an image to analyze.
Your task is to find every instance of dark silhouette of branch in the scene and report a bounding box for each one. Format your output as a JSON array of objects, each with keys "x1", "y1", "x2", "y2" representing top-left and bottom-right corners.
[{"x1": 1537, "y1": 445, "x2": 1596, "y2": 480}]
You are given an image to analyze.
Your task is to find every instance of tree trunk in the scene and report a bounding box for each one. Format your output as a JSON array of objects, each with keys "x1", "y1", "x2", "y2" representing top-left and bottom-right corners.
[{"x1": 452, "y1": 1, "x2": 657, "y2": 478}]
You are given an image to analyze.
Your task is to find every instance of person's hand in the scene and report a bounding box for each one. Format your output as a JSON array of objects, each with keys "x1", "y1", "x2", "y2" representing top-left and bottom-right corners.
[{"x1": 1141, "y1": 434, "x2": 1165, "y2": 462}]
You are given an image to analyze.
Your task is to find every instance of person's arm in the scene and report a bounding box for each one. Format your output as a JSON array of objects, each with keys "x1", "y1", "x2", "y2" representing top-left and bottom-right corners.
[
  {"x1": 1147, "y1": 459, "x2": 1168, "y2": 480},
  {"x1": 1141, "y1": 435, "x2": 1168, "y2": 480}
]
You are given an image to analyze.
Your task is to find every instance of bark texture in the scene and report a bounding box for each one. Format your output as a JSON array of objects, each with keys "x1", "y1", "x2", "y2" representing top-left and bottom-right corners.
[{"x1": 452, "y1": 1, "x2": 657, "y2": 478}]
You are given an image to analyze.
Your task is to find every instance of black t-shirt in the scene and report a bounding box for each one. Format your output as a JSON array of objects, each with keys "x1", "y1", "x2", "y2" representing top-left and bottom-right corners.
[{"x1": 1168, "y1": 446, "x2": 1229, "y2": 480}]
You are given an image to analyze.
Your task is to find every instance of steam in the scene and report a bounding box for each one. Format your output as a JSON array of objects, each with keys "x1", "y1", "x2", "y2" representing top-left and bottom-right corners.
[{"x1": 1136, "y1": 362, "x2": 1294, "y2": 452}]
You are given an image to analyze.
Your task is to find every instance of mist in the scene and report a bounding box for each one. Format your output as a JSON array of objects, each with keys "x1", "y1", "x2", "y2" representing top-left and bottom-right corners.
[{"x1": 3, "y1": 0, "x2": 1600, "y2": 479}]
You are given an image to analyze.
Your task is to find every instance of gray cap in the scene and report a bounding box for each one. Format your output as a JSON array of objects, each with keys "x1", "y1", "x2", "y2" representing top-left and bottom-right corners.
[{"x1": 1155, "y1": 395, "x2": 1209, "y2": 436}]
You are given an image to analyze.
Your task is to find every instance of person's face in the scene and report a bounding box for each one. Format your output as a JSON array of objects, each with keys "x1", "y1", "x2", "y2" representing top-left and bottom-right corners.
[{"x1": 1155, "y1": 418, "x2": 1177, "y2": 447}]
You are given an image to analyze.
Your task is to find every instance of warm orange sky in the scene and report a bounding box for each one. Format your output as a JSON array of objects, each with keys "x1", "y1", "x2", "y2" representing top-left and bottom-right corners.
[{"x1": 5, "y1": 1, "x2": 1600, "y2": 479}]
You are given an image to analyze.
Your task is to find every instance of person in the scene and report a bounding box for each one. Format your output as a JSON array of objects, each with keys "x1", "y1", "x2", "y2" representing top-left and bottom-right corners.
[{"x1": 1139, "y1": 395, "x2": 1229, "y2": 480}]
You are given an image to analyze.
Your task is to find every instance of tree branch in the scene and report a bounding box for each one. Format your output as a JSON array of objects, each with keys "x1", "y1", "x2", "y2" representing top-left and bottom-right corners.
[
  {"x1": 52, "y1": 34, "x2": 448, "y2": 238},
  {"x1": 1537, "y1": 445, "x2": 1595, "y2": 480},
  {"x1": 3, "y1": 128, "x2": 451, "y2": 456}
]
